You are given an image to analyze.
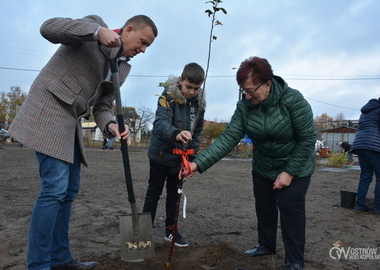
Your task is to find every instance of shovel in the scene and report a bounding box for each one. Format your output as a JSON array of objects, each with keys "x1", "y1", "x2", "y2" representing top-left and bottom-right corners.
[{"x1": 99, "y1": 41, "x2": 155, "y2": 262}]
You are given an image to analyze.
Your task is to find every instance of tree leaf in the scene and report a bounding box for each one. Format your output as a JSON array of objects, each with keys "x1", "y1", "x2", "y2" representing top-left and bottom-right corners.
[
  {"x1": 205, "y1": 9, "x2": 213, "y2": 17},
  {"x1": 220, "y1": 7, "x2": 227, "y2": 14}
]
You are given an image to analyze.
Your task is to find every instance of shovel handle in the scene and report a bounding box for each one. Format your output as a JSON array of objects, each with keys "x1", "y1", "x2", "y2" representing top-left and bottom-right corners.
[
  {"x1": 117, "y1": 114, "x2": 136, "y2": 205},
  {"x1": 98, "y1": 42, "x2": 136, "y2": 206}
]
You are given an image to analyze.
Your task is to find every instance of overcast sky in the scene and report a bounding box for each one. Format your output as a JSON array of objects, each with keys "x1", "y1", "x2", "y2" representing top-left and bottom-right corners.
[{"x1": 1, "y1": 0, "x2": 379, "y2": 123}]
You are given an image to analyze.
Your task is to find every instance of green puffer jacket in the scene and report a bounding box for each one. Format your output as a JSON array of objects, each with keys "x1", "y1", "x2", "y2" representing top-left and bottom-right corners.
[{"x1": 194, "y1": 75, "x2": 316, "y2": 180}]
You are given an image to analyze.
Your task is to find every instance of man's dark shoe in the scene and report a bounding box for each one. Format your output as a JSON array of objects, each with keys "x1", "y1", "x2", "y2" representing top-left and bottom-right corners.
[
  {"x1": 244, "y1": 244, "x2": 275, "y2": 257},
  {"x1": 285, "y1": 262, "x2": 303, "y2": 270},
  {"x1": 236, "y1": 268, "x2": 249, "y2": 270},
  {"x1": 51, "y1": 259, "x2": 99, "y2": 270}
]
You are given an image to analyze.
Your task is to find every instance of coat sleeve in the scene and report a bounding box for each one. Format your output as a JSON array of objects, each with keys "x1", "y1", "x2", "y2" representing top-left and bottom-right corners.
[
  {"x1": 284, "y1": 90, "x2": 316, "y2": 177},
  {"x1": 92, "y1": 82, "x2": 116, "y2": 134},
  {"x1": 152, "y1": 94, "x2": 180, "y2": 141},
  {"x1": 193, "y1": 102, "x2": 246, "y2": 173},
  {"x1": 40, "y1": 15, "x2": 106, "y2": 45}
]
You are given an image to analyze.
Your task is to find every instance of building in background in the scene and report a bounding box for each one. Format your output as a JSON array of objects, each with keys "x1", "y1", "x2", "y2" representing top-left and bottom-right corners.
[{"x1": 320, "y1": 126, "x2": 357, "y2": 152}]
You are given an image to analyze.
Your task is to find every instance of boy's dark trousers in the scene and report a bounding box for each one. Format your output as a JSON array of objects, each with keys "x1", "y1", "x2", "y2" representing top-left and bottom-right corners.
[{"x1": 143, "y1": 159, "x2": 180, "y2": 227}]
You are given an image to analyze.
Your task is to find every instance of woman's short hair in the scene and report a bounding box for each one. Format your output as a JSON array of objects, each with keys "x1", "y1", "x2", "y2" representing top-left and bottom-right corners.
[{"x1": 236, "y1": 56, "x2": 273, "y2": 85}]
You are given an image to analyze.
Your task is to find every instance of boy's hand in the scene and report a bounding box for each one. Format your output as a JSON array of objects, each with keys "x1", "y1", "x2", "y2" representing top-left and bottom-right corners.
[{"x1": 176, "y1": 131, "x2": 192, "y2": 143}]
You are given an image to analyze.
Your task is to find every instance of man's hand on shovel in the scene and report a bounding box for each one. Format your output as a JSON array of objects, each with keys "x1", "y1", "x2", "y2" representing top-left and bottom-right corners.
[
  {"x1": 107, "y1": 123, "x2": 131, "y2": 144},
  {"x1": 97, "y1": 27, "x2": 123, "y2": 48}
]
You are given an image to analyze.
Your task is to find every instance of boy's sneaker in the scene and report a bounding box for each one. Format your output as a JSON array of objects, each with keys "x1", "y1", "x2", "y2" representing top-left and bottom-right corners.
[{"x1": 165, "y1": 227, "x2": 189, "y2": 247}]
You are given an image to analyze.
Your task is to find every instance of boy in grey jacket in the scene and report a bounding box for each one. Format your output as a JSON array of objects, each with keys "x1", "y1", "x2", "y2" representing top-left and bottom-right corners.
[{"x1": 143, "y1": 63, "x2": 206, "y2": 247}]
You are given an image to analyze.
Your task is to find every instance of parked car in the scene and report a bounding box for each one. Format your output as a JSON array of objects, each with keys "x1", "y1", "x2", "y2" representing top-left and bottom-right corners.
[{"x1": 0, "y1": 129, "x2": 10, "y2": 141}]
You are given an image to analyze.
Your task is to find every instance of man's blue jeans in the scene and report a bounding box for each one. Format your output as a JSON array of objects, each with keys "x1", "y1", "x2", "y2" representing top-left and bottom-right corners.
[
  {"x1": 356, "y1": 149, "x2": 380, "y2": 210},
  {"x1": 27, "y1": 143, "x2": 81, "y2": 270}
]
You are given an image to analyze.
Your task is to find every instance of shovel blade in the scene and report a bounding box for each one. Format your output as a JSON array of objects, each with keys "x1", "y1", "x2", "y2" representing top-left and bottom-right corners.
[{"x1": 119, "y1": 213, "x2": 155, "y2": 262}]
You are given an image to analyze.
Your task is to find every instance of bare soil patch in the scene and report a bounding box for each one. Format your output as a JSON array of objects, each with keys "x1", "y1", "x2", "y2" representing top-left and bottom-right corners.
[{"x1": 1, "y1": 145, "x2": 379, "y2": 270}]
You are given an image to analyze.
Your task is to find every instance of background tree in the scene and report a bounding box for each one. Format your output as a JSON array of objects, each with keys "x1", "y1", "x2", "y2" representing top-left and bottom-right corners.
[
  {"x1": 314, "y1": 113, "x2": 334, "y2": 130},
  {"x1": 0, "y1": 86, "x2": 27, "y2": 127},
  {"x1": 122, "y1": 105, "x2": 154, "y2": 143},
  {"x1": 347, "y1": 119, "x2": 356, "y2": 128},
  {"x1": 122, "y1": 106, "x2": 139, "y2": 122},
  {"x1": 335, "y1": 112, "x2": 345, "y2": 122},
  {"x1": 334, "y1": 112, "x2": 347, "y2": 127},
  {"x1": 202, "y1": 120, "x2": 227, "y2": 146}
]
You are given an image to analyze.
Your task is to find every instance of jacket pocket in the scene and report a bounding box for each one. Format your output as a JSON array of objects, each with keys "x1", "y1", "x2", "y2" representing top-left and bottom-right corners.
[{"x1": 46, "y1": 75, "x2": 83, "y2": 105}]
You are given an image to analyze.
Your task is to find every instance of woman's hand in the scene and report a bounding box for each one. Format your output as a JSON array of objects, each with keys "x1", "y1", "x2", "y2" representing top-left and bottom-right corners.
[
  {"x1": 273, "y1": 171, "x2": 294, "y2": 189},
  {"x1": 181, "y1": 162, "x2": 198, "y2": 178}
]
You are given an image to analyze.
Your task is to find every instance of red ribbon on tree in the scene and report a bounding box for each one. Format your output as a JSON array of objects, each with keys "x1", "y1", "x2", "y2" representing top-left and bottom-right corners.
[{"x1": 173, "y1": 148, "x2": 195, "y2": 177}]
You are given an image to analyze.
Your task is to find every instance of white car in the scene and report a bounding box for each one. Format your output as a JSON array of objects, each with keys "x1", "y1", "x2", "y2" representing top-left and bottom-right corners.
[{"x1": 0, "y1": 129, "x2": 10, "y2": 141}]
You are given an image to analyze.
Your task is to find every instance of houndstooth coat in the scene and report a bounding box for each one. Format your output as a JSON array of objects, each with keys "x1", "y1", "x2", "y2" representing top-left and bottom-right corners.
[{"x1": 9, "y1": 15, "x2": 131, "y2": 166}]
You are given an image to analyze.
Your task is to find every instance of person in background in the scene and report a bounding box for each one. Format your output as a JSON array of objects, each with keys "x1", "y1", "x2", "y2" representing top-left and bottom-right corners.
[
  {"x1": 143, "y1": 63, "x2": 206, "y2": 248},
  {"x1": 9, "y1": 14, "x2": 157, "y2": 270},
  {"x1": 338, "y1": 141, "x2": 354, "y2": 165},
  {"x1": 107, "y1": 136, "x2": 116, "y2": 150},
  {"x1": 0, "y1": 127, "x2": 7, "y2": 145},
  {"x1": 351, "y1": 97, "x2": 380, "y2": 213},
  {"x1": 187, "y1": 56, "x2": 316, "y2": 270},
  {"x1": 102, "y1": 136, "x2": 108, "y2": 149}
]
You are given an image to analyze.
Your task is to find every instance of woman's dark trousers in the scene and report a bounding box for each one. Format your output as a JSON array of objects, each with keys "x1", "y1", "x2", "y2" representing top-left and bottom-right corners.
[{"x1": 253, "y1": 174, "x2": 311, "y2": 267}]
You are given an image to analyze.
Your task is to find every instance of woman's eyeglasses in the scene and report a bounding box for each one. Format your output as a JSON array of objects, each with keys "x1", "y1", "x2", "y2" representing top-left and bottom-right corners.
[{"x1": 239, "y1": 81, "x2": 266, "y2": 95}]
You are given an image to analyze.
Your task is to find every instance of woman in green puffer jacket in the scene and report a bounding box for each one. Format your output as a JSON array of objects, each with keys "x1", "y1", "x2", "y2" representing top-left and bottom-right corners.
[{"x1": 188, "y1": 56, "x2": 316, "y2": 270}]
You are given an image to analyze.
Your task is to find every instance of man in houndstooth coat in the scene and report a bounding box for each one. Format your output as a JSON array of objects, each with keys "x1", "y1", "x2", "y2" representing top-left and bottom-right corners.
[{"x1": 9, "y1": 14, "x2": 157, "y2": 270}]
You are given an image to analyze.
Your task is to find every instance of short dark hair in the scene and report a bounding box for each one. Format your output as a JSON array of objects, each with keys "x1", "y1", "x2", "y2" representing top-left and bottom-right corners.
[
  {"x1": 236, "y1": 56, "x2": 273, "y2": 85},
  {"x1": 181, "y1": 63, "x2": 205, "y2": 85},
  {"x1": 122, "y1": 15, "x2": 158, "y2": 37}
]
